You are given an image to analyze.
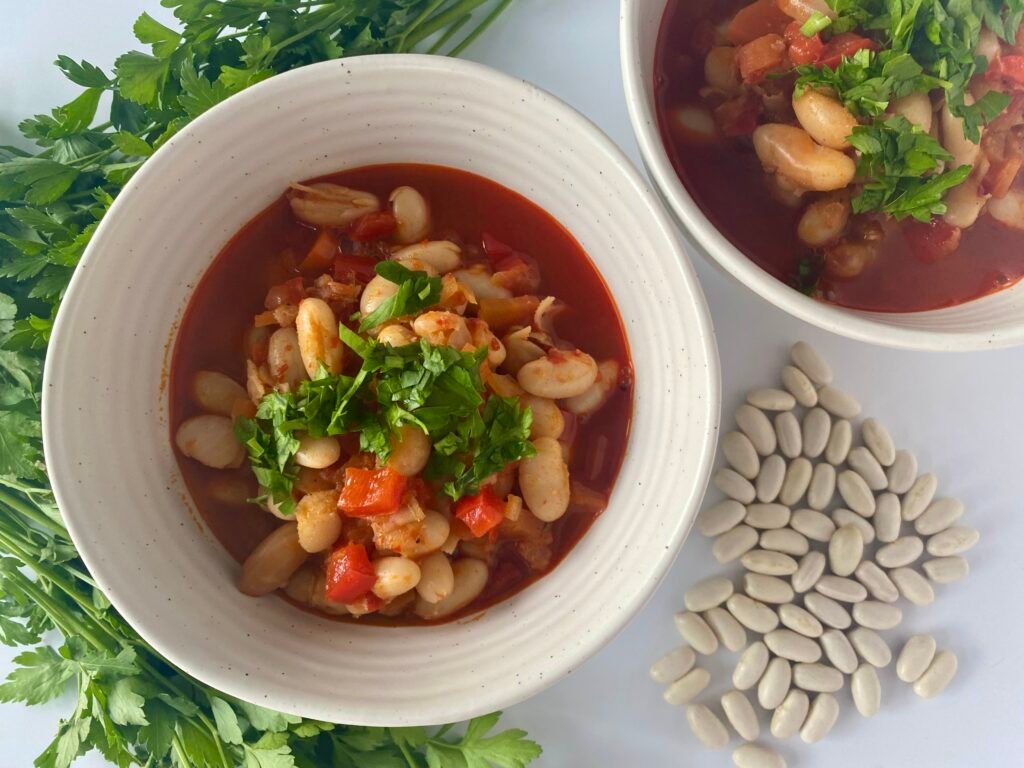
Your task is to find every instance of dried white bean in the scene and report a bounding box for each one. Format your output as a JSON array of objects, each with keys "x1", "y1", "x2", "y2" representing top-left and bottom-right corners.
[
  {"x1": 732, "y1": 744, "x2": 786, "y2": 768},
  {"x1": 519, "y1": 437, "x2": 570, "y2": 522},
  {"x1": 715, "y1": 468, "x2": 756, "y2": 504},
  {"x1": 873, "y1": 493, "x2": 902, "y2": 543},
  {"x1": 854, "y1": 561, "x2": 898, "y2": 603},
  {"x1": 847, "y1": 447, "x2": 887, "y2": 491},
  {"x1": 774, "y1": 412, "x2": 802, "y2": 459},
  {"x1": 759, "y1": 657, "x2": 793, "y2": 709},
  {"x1": 675, "y1": 611, "x2": 719, "y2": 655},
  {"x1": 782, "y1": 365, "x2": 818, "y2": 407},
  {"x1": 780, "y1": 458, "x2": 812, "y2": 506},
  {"x1": 664, "y1": 667, "x2": 712, "y2": 706},
  {"x1": 742, "y1": 549, "x2": 798, "y2": 576},
  {"x1": 756, "y1": 457, "x2": 786, "y2": 503},
  {"x1": 699, "y1": 500, "x2": 747, "y2": 537},
  {"x1": 372, "y1": 556, "x2": 422, "y2": 600},
  {"x1": 902, "y1": 473, "x2": 938, "y2": 521},
  {"x1": 926, "y1": 526, "x2": 979, "y2": 557},
  {"x1": 821, "y1": 629, "x2": 858, "y2": 674},
  {"x1": 650, "y1": 646, "x2": 697, "y2": 683},
  {"x1": 687, "y1": 704, "x2": 730, "y2": 749},
  {"x1": 793, "y1": 663, "x2": 843, "y2": 693},
  {"x1": 727, "y1": 594, "x2": 780, "y2": 633},
  {"x1": 736, "y1": 404, "x2": 777, "y2": 456},
  {"x1": 722, "y1": 689, "x2": 761, "y2": 740},
  {"x1": 748, "y1": 388, "x2": 796, "y2": 411},
  {"x1": 517, "y1": 349, "x2": 598, "y2": 399},
  {"x1": 807, "y1": 463, "x2": 836, "y2": 511},
  {"x1": 891, "y1": 567, "x2": 935, "y2": 606},
  {"x1": 191, "y1": 371, "x2": 247, "y2": 416},
  {"x1": 734, "y1": 641, "x2": 771, "y2": 690},
  {"x1": 239, "y1": 523, "x2": 309, "y2": 596},
  {"x1": 294, "y1": 490, "x2": 342, "y2": 553},
  {"x1": 792, "y1": 551, "x2": 826, "y2": 593},
  {"x1": 744, "y1": 573, "x2": 795, "y2": 604},
  {"x1": 771, "y1": 689, "x2": 810, "y2": 739},
  {"x1": 791, "y1": 341, "x2": 832, "y2": 385},
  {"x1": 706, "y1": 606, "x2": 748, "y2": 652},
  {"x1": 804, "y1": 593, "x2": 852, "y2": 630},
  {"x1": 923, "y1": 556, "x2": 969, "y2": 584},
  {"x1": 296, "y1": 298, "x2": 343, "y2": 377},
  {"x1": 723, "y1": 431, "x2": 760, "y2": 480},
  {"x1": 876, "y1": 536, "x2": 924, "y2": 567},
  {"x1": 886, "y1": 449, "x2": 918, "y2": 494},
  {"x1": 294, "y1": 435, "x2": 342, "y2": 470},
  {"x1": 818, "y1": 385, "x2": 860, "y2": 418},
  {"x1": 779, "y1": 603, "x2": 823, "y2": 638},
  {"x1": 760, "y1": 529, "x2": 809, "y2": 556},
  {"x1": 816, "y1": 575, "x2": 867, "y2": 603},
  {"x1": 176, "y1": 415, "x2": 246, "y2": 470},
  {"x1": 829, "y1": 525, "x2": 864, "y2": 577},
  {"x1": 746, "y1": 502, "x2": 790, "y2": 529},
  {"x1": 852, "y1": 664, "x2": 881, "y2": 717},
  {"x1": 802, "y1": 408, "x2": 831, "y2": 458},
  {"x1": 837, "y1": 470, "x2": 876, "y2": 517},
  {"x1": 824, "y1": 419, "x2": 852, "y2": 465},
  {"x1": 896, "y1": 634, "x2": 937, "y2": 683},
  {"x1": 832, "y1": 509, "x2": 875, "y2": 544},
  {"x1": 766, "y1": 629, "x2": 822, "y2": 663},
  {"x1": 790, "y1": 509, "x2": 835, "y2": 542},
  {"x1": 414, "y1": 558, "x2": 487, "y2": 619},
  {"x1": 800, "y1": 693, "x2": 839, "y2": 744},
  {"x1": 389, "y1": 186, "x2": 431, "y2": 244},
  {"x1": 686, "y1": 576, "x2": 736, "y2": 612},
  {"x1": 849, "y1": 627, "x2": 892, "y2": 668},
  {"x1": 852, "y1": 601, "x2": 903, "y2": 630},
  {"x1": 915, "y1": 497, "x2": 964, "y2": 535},
  {"x1": 714, "y1": 525, "x2": 760, "y2": 563},
  {"x1": 862, "y1": 418, "x2": 896, "y2": 466},
  {"x1": 913, "y1": 650, "x2": 957, "y2": 699},
  {"x1": 415, "y1": 552, "x2": 454, "y2": 604}
]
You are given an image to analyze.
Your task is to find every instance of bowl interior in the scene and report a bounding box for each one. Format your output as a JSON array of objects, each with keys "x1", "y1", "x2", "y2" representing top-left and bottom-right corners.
[
  {"x1": 621, "y1": 0, "x2": 1024, "y2": 351},
  {"x1": 44, "y1": 55, "x2": 719, "y2": 725}
]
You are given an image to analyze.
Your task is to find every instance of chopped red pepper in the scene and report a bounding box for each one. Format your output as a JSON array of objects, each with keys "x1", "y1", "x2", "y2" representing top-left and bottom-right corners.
[
  {"x1": 482, "y1": 232, "x2": 514, "y2": 262},
  {"x1": 818, "y1": 33, "x2": 877, "y2": 70},
  {"x1": 333, "y1": 253, "x2": 379, "y2": 283},
  {"x1": 324, "y1": 543, "x2": 377, "y2": 603},
  {"x1": 737, "y1": 33, "x2": 787, "y2": 83},
  {"x1": 726, "y1": 0, "x2": 791, "y2": 45},
  {"x1": 348, "y1": 211, "x2": 398, "y2": 242},
  {"x1": 298, "y1": 229, "x2": 338, "y2": 273},
  {"x1": 903, "y1": 219, "x2": 962, "y2": 263},
  {"x1": 986, "y1": 56, "x2": 1024, "y2": 88},
  {"x1": 337, "y1": 466, "x2": 407, "y2": 517},
  {"x1": 784, "y1": 22, "x2": 825, "y2": 66},
  {"x1": 455, "y1": 486, "x2": 506, "y2": 538}
]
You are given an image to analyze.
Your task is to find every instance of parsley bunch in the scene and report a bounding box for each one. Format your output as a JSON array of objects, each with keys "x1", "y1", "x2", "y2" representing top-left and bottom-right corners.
[{"x1": 0, "y1": 2, "x2": 541, "y2": 767}]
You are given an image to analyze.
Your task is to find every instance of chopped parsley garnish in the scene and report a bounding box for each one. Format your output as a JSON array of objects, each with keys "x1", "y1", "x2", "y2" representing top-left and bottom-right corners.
[
  {"x1": 358, "y1": 260, "x2": 441, "y2": 331},
  {"x1": 236, "y1": 328, "x2": 535, "y2": 509},
  {"x1": 801, "y1": 11, "x2": 834, "y2": 36},
  {"x1": 848, "y1": 116, "x2": 973, "y2": 221}
]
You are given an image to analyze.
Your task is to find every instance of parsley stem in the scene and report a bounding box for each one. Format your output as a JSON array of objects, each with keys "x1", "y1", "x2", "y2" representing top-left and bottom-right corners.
[
  {"x1": 402, "y1": 0, "x2": 491, "y2": 50},
  {"x1": 0, "y1": 487, "x2": 66, "y2": 537},
  {"x1": 399, "y1": 0, "x2": 449, "y2": 52},
  {"x1": 449, "y1": 0, "x2": 513, "y2": 56},
  {"x1": 397, "y1": 739, "x2": 420, "y2": 768},
  {"x1": 427, "y1": 14, "x2": 472, "y2": 54}
]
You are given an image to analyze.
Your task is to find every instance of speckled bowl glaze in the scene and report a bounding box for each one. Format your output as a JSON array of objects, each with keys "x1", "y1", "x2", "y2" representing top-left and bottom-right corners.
[
  {"x1": 43, "y1": 55, "x2": 719, "y2": 726},
  {"x1": 622, "y1": 0, "x2": 1024, "y2": 351}
]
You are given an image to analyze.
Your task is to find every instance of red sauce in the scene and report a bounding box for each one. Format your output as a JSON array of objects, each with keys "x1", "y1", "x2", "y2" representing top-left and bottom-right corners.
[
  {"x1": 169, "y1": 163, "x2": 633, "y2": 623},
  {"x1": 654, "y1": 0, "x2": 1024, "y2": 312}
]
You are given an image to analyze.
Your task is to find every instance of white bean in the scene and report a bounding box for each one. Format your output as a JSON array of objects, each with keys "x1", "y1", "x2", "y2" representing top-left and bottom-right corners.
[
  {"x1": 824, "y1": 418, "x2": 852, "y2": 465},
  {"x1": 736, "y1": 404, "x2": 777, "y2": 456},
  {"x1": 889, "y1": 92, "x2": 933, "y2": 132},
  {"x1": 722, "y1": 431, "x2": 760, "y2": 479},
  {"x1": 714, "y1": 468, "x2": 756, "y2": 503},
  {"x1": 726, "y1": 593, "x2": 780, "y2": 633},
  {"x1": 192, "y1": 371, "x2": 247, "y2": 416},
  {"x1": 896, "y1": 634, "x2": 937, "y2": 683},
  {"x1": 781, "y1": 365, "x2": 817, "y2": 407},
  {"x1": 664, "y1": 667, "x2": 711, "y2": 706},
  {"x1": 771, "y1": 689, "x2": 810, "y2": 739},
  {"x1": 732, "y1": 744, "x2": 786, "y2": 768},
  {"x1": 800, "y1": 693, "x2": 839, "y2": 744},
  {"x1": 699, "y1": 499, "x2": 747, "y2": 537},
  {"x1": 873, "y1": 493, "x2": 902, "y2": 543},
  {"x1": 943, "y1": 174, "x2": 989, "y2": 228},
  {"x1": 294, "y1": 490, "x2": 342, "y2": 553},
  {"x1": 854, "y1": 561, "x2": 899, "y2": 603},
  {"x1": 651, "y1": 646, "x2": 697, "y2": 684},
  {"x1": 766, "y1": 629, "x2": 822, "y2": 663},
  {"x1": 891, "y1": 567, "x2": 935, "y2": 606},
  {"x1": 415, "y1": 552, "x2": 454, "y2": 604},
  {"x1": 267, "y1": 327, "x2": 309, "y2": 391},
  {"x1": 389, "y1": 186, "x2": 431, "y2": 244},
  {"x1": 745, "y1": 502, "x2": 790, "y2": 529},
  {"x1": 941, "y1": 98, "x2": 982, "y2": 169},
  {"x1": 294, "y1": 435, "x2": 341, "y2": 469},
  {"x1": 849, "y1": 627, "x2": 892, "y2": 668},
  {"x1": 392, "y1": 240, "x2": 461, "y2": 273},
  {"x1": 852, "y1": 664, "x2": 881, "y2": 717},
  {"x1": 926, "y1": 526, "x2": 979, "y2": 557},
  {"x1": 673, "y1": 105, "x2": 718, "y2": 143},
  {"x1": 519, "y1": 437, "x2": 570, "y2": 522},
  {"x1": 923, "y1": 556, "x2": 969, "y2": 584},
  {"x1": 705, "y1": 606, "x2": 748, "y2": 652},
  {"x1": 675, "y1": 611, "x2": 719, "y2": 655},
  {"x1": 790, "y1": 508, "x2": 835, "y2": 542},
  {"x1": 759, "y1": 658, "x2": 793, "y2": 709},
  {"x1": 687, "y1": 704, "x2": 729, "y2": 749},
  {"x1": 774, "y1": 412, "x2": 802, "y2": 459},
  {"x1": 753, "y1": 124, "x2": 857, "y2": 191},
  {"x1": 454, "y1": 265, "x2": 512, "y2": 301},
  {"x1": 915, "y1": 497, "x2": 964, "y2": 535},
  {"x1": 747, "y1": 388, "x2": 796, "y2": 411},
  {"x1": 832, "y1": 508, "x2": 875, "y2": 544},
  {"x1": 756, "y1": 457, "x2": 786, "y2": 503},
  {"x1": 793, "y1": 89, "x2": 859, "y2": 149},
  {"x1": 239, "y1": 523, "x2": 309, "y2": 596},
  {"x1": 287, "y1": 182, "x2": 379, "y2": 227},
  {"x1": 852, "y1": 601, "x2": 903, "y2": 630},
  {"x1": 902, "y1": 473, "x2": 938, "y2": 521},
  {"x1": 886, "y1": 449, "x2": 918, "y2": 494},
  {"x1": 838, "y1": 470, "x2": 876, "y2": 516},
  {"x1": 913, "y1": 650, "x2": 957, "y2": 698},
  {"x1": 517, "y1": 349, "x2": 597, "y2": 399},
  {"x1": 802, "y1": 408, "x2": 831, "y2": 458},
  {"x1": 860, "y1": 417, "x2": 896, "y2": 465},
  {"x1": 387, "y1": 425, "x2": 432, "y2": 476},
  {"x1": 988, "y1": 187, "x2": 1024, "y2": 230},
  {"x1": 742, "y1": 549, "x2": 798, "y2": 576},
  {"x1": 797, "y1": 193, "x2": 850, "y2": 247},
  {"x1": 686, "y1": 576, "x2": 735, "y2": 612},
  {"x1": 807, "y1": 462, "x2": 835, "y2": 510},
  {"x1": 714, "y1": 525, "x2": 760, "y2": 563},
  {"x1": 295, "y1": 298, "x2": 343, "y2": 377},
  {"x1": 412, "y1": 311, "x2": 470, "y2": 349},
  {"x1": 360, "y1": 274, "x2": 400, "y2": 317},
  {"x1": 414, "y1": 558, "x2": 488, "y2": 619},
  {"x1": 816, "y1": 575, "x2": 867, "y2": 603},
  {"x1": 722, "y1": 689, "x2": 761, "y2": 740},
  {"x1": 780, "y1": 457, "x2": 812, "y2": 506},
  {"x1": 793, "y1": 662, "x2": 843, "y2": 693},
  {"x1": 847, "y1": 446, "x2": 887, "y2": 491},
  {"x1": 876, "y1": 536, "x2": 924, "y2": 567},
  {"x1": 804, "y1": 593, "x2": 851, "y2": 630},
  {"x1": 760, "y1": 528, "x2": 809, "y2": 556},
  {"x1": 733, "y1": 641, "x2": 770, "y2": 690},
  {"x1": 790, "y1": 341, "x2": 832, "y2": 384},
  {"x1": 561, "y1": 359, "x2": 618, "y2": 416},
  {"x1": 820, "y1": 629, "x2": 858, "y2": 674},
  {"x1": 523, "y1": 396, "x2": 565, "y2": 439},
  {"x1": 828, "y1": 525, "x2": 864, "y2": 577},
  {"x1": 704, "y1": 46, "x2": 740, "y2": 94},
  {"x1": 744, "y1": 573, "x2": 795, "y2": 604},
  {"x1": 372, "y1": 556, "x2": 422, "y2": 600},
  {"x1": 175, "y1": 415, "x2": 245, "y2": 469},
  {"x1": 792, "y1": 551, "x2": 826, "y2": 593},
  {"x1": 397, "y1": 510, "x2": 451, "y2": 558}
]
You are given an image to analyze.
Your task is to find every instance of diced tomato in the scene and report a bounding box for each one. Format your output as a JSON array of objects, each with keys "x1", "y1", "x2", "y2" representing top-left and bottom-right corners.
[
  {"x1": 818, "y1": 33, "x2": 877, "y2": 69},
  {"x1": 348, "y1": 211, "x2": 398, "y2": 242},
  {"x1": 784, "y1": 22, "x2": 825, "y2": 66},
  {"x1": 455, "y1": 486, "x2": 506, "y2": 538},
  {"x1": 298, "y1": 229, "x2": 338, "y2": 273},
  {"x1": 324, "y1": 543, "x2": 377, "y2": 603},
  {"x1": 714, "y1": 94, "x2": 762, "y2": 136},
  {"x1": 338, "y1": 466, "x2": 407, "y2": 517},
  {"x1": 264, "y1": 276, "x2": 304, "y2": 309},
  {"x1": 737, "y1": 33, "x2": 787, "y2": 83},
  {"x1": 477, "y1": 295, "x2": 540, "y2": 333},
  {"x1": 726, "y1": 0, "x2": 792, "y2": 45},
  {"x1": 986, "y1": 56, "x2": 1024, "y2": 88},
  {"x1": 333, "y1": 253, "x2": 379, "y2": 283},
  {"x1": 903, "y1": 219, "x2": 962, "y2": 263},
  {"x1": 482, "y1": 232, "x2": 515, "y2": 262}
]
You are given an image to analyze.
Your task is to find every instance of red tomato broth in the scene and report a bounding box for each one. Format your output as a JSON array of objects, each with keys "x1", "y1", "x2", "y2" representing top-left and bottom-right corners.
[
  {"x1": 654, "y1": 0, "x2": 1024, "y2": 312},
  {"x1": 169, "y1": 163, "x2": 633, "y2": 624}
]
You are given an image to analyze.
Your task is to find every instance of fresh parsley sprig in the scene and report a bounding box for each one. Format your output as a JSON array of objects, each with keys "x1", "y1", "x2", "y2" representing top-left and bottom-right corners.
[{"x1": 359, "y1": 261, "x2": 442, "y2": 331}]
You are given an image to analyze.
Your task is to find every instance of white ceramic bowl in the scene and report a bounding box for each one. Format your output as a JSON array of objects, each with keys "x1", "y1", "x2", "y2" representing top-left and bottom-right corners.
[
  {"x1": 43, "y1": 55, "x2": 719, "y2": 725},
  {"x1": 621, "y1": 0, "x2": 1024, "y2": 351}
]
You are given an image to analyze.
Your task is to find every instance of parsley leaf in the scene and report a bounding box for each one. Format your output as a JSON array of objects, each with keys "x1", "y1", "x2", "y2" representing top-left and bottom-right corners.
[
  {"x1": 0, "y1": 646, "x2": 74, "y2": 705},
  {"x1": 359, "y1": 261, "x2": 442, "y2": 331}
]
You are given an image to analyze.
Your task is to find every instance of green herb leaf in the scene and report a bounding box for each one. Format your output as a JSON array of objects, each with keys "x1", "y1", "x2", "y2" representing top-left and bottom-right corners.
[
  {"x1": 0, "y1": 646, "x2": 73, "y2": 705},
  {"x1": 107, "y1": 677, "x2": 149, "y2": 726},
  {"x1": 801, "y1": 11, "x2": 833, "y2": 35},
  {"x1": 359, "y1": 261, "x2": 442, "y2": 331}
]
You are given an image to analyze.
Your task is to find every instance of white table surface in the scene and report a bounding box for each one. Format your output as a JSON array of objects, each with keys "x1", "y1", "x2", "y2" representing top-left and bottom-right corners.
[{"x1": 3, "y1": 1, "x2": 1023, "y2": 766}]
